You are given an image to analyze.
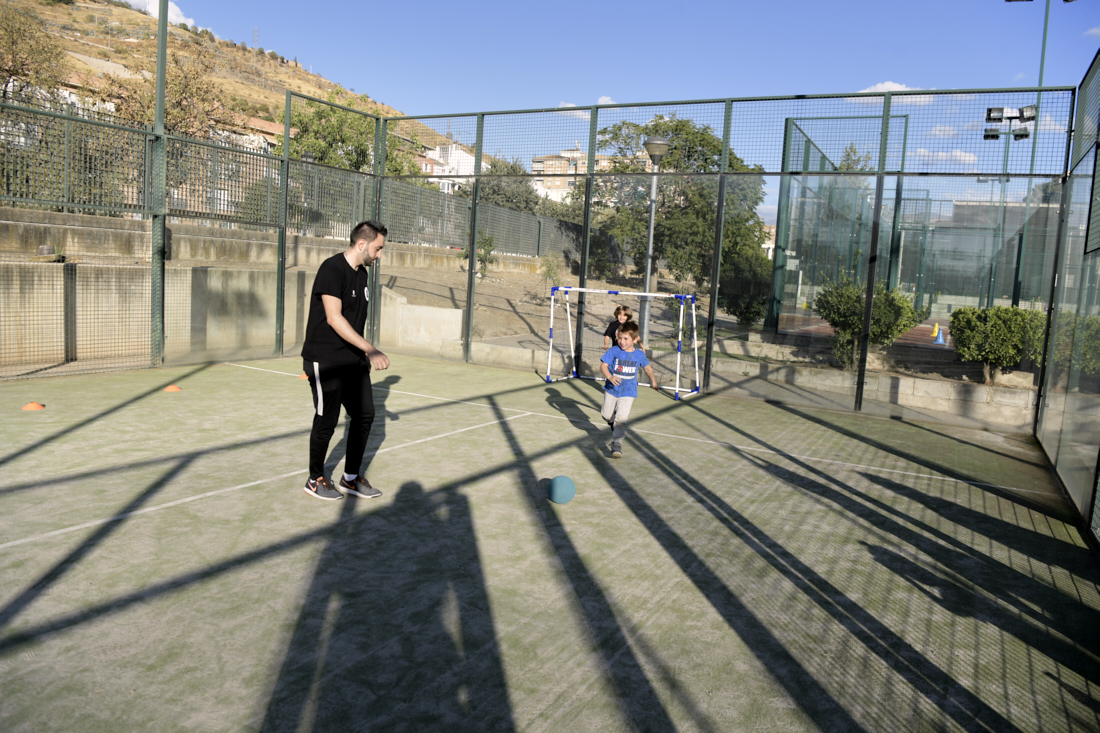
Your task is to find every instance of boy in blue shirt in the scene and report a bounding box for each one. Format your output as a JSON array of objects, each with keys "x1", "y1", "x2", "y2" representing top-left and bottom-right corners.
[{"x1": 600, "y1": 320, "x2": 659, "y2": 458}]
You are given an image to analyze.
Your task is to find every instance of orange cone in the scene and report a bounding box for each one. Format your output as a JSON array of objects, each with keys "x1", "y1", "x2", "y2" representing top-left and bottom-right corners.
[
  {"x1": 299, "y1": 373, "x2": 308, "y2": 379},
  {"x1": 21, "y1": 402, "x2": 45, "y2": 410},
  {"x1": 163, "y1": 385, "x2": 182, "y2": 392}
]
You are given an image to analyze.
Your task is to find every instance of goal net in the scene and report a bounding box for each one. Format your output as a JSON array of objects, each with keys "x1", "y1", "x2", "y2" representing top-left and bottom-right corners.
[{"x1": 545, "y1": 287, "x2": 700, "y2": 399}]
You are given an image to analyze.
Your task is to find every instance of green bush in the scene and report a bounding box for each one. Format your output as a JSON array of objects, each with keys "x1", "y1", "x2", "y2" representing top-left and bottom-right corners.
[
  {"x1": 949, "y1": 306, "x2": 1046, "y2": 385},
  {"x1": 717, "y1": 241, "x2": 772, "y2": 328},
  {"x1": 813, "y1": 277, "x2": 930, "y2": 369},
  {"x1": 457, "y1": 230, "x2": 496, "y2": 276}
]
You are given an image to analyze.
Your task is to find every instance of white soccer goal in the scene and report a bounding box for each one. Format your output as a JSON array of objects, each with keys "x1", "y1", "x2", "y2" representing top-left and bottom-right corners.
[{"x1": 545, "y1": 286, "x2": 701, "y2": 400}]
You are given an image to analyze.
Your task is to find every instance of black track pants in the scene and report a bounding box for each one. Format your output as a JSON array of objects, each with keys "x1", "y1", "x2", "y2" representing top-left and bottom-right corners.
[{"x1": 304, "y1": 360, "x2": 375, "y2": 480}]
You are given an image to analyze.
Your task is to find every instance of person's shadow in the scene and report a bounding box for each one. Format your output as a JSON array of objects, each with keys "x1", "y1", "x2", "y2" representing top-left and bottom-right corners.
[{"x1": 259, "y1": 481, "x2": 514, "y2": 732}]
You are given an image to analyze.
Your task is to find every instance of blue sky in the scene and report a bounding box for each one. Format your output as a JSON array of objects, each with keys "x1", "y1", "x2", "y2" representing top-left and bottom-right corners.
[{"x1": 133, "y1": 0, "x2": 1099, "y2": 117}]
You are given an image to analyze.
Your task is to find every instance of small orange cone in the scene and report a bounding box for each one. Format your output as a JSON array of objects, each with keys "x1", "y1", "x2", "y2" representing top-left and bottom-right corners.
[
  {"x1": 21, "y1": 402, "x2": 45, "y2": 410},
  {"x1": 299, "y1": 373, "x2": 308, "y2": 379},
  {"x1": 163, "y1": 385, "x2": 182, "y2": 392}
]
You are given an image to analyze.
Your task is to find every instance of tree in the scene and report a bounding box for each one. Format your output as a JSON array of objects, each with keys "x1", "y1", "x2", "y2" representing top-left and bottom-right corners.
[
  {"x1": 275, "y1": 90, "x2": 423, "y2": 177},
  {"x1": 813, "y1": 277, "x2": 930, "y2": 369},
  {"x1": 596, "y1": 114, "x2": 768, "y2": 308},
  {"x1": 950, "y1": 306, "x2": 1046, "y2": 384},
  {"x1": 104, "y1": 46, "x2": 226, "y2": 137},
  {"x1": 837, "y1": 143, "x2": 873, "y2": 172},
  {"x1": 477, "y1": 158, "x2": 539, "y2": 214},
  {"x1": 0, "y1": 5, "x2": 68, "y2": 103}
]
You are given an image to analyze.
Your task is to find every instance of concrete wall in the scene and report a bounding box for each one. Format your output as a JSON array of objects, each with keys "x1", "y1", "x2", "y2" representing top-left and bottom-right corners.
[{"x1": 378, "y1": 287, "x2": 463, "y2": 356}]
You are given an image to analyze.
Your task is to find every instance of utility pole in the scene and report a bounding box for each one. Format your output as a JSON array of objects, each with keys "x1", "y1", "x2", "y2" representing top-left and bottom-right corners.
[{"x1": 252, "y1": 27, "x2": 258, "y2": 69}]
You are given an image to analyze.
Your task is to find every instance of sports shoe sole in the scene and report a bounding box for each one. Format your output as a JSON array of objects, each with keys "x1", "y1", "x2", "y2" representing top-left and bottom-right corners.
[
  {"x1": 611, "y1": 447, "x2": 622, "y2": 459},
  {"x1": 339, "y1": 480, "x2": 382, "y2": 499}
]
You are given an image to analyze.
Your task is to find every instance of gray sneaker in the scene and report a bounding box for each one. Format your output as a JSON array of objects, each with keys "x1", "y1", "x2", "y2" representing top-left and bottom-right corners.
[
  {"x1": 339, "y1": 475, "x2": 382, "y2": 499},
  {"x1": 610, "y1": 442, "x2": 622, "y2": 459},
  {"x1": 304, "y1": 476, "x2": 343, "y2": 501}
]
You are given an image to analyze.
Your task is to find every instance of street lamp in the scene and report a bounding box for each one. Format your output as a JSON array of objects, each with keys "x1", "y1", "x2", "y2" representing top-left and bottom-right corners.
[
  {"x1": 981, "y1": 107, "x2": 1032, "y2": 307},
  {"x1": 640, "y1": 135, "x2": 669, "y2": 348}
]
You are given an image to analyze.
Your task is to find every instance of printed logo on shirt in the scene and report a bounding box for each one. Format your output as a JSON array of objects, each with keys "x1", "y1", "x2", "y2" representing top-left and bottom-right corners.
[
  {"x1": 352, "y1": 290, "x2": 356, "y2": 298},
  {"x1": 614, "y1": 359, "x2": 638, "y2": 378}
]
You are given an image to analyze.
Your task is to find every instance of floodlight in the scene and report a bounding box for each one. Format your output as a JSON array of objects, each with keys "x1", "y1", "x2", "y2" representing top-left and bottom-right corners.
[
  {"x1": 977, "y1": 176, "x2": 991, "y2": 183},
  {"x1": 1020, "y1": 105, "x2": 1037, "y2": 122},
  {"x1": 302, "y1": 151, "x2": 315, "y2": 163},
  {"x1": 1013, "y1": 128, "x2": 1031, "y2": 141},
  {"x1": 986, "y1": 108, "x2": 1005, "y2": 123},
  {"x1": 984, "y1": 128, "x2": 1002, "y2": 140},
  {"x1": 643, "y1": 136, "x2": 670, "y2": 168}
]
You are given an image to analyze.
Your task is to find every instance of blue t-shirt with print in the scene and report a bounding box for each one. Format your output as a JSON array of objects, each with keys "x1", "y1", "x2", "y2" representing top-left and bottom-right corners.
[{"x1": 601, "y1": 345, "x2": 650, "y2": 398}]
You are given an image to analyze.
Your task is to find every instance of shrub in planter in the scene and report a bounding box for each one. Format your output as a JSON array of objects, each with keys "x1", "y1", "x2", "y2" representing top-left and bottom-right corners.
[
  {"x1": 812, "y1": 277, "x2": 930, "y2": 369},
  {"x1": 949, "y1": 306, "x2": 1046, "y2": 385}
]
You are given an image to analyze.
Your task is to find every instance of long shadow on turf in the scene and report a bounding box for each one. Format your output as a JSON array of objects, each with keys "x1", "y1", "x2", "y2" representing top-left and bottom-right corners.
[
  {"x1": 772, "y1": 404, "x2": 1069, "y2": 521},
  {"x1": 673, "y1": 403, "x2": 1100, "y2": 724},
  {"x1": 626, "y1": 429, "x2": 1028, "y2": 732},
  {"x1": 0, "y1": 457, "x2": 194, "y2": 631},
  {"x1": 0, "y1": 364, "x2": 214, "y2": 472},
  {"x1": 258, "y1": 484, "x2": 515, "y2": 732},
  {"x1": 487, "y1": 395, "x2": 682, "y2": 732}
]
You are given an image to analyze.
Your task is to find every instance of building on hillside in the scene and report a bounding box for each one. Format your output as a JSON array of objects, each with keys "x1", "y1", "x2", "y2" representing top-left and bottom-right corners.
[{"x1": 531, "y1": 143, "x2": 653, "y2": 203}]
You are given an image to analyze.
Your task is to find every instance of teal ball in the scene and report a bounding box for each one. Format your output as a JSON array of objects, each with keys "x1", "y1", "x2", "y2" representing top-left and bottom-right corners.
[{"x1": 547, "y1": 475, "x2": 576, "y2": 504}]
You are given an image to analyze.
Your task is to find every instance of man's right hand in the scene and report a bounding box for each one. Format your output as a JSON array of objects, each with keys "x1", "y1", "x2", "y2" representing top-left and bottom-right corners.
[{"x1": 368, "y1": 351, "x2": 390, "y2": 370}]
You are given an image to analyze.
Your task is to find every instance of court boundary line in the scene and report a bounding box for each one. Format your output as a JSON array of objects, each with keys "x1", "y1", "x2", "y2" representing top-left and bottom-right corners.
[
  {"x1": 220, "y1": 363, "x2": 1044, "y2": 497},
  {"x1": 0, "y1": 413, "x2": 531, "y2": 552}
]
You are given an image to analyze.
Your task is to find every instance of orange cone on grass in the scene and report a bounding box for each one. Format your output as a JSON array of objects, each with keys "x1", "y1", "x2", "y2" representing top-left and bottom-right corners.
[
  {"x1": 22, "y1": 402, "x2": 45, "y2": 410},
  {"x1": 164, "y1": 385, "x2": 182, "y2": 392}
]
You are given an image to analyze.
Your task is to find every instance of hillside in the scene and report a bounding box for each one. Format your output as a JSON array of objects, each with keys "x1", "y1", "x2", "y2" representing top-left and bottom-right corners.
[{"x1": 11, "y1": 0, "x2": 453, "y2": 150}]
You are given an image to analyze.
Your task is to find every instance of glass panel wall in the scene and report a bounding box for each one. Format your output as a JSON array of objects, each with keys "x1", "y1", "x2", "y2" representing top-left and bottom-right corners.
[
  {"x1": 858, "y1": 175, "x2": 1061, "y2": 431},
  {"x1": 1037, "y1": 146, "x2": 1097, "y2": 514}
]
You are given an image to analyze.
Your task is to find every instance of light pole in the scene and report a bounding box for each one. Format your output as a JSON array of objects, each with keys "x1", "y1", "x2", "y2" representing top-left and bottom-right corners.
[
  {"x1": 1006, "y1": 0, "x2": 1078, "y2": 305},
  {"x1": 982, "y1": 106, "x2": 1034, "y2": 307},
  {"x1": 640, "y1": 135, "x2": 669, "y2": 348}
]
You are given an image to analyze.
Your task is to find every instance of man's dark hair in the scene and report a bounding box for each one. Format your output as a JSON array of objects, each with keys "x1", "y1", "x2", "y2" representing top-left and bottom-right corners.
[{"x1": 351, "y1": 220, "x2": 388, "y2": 245}]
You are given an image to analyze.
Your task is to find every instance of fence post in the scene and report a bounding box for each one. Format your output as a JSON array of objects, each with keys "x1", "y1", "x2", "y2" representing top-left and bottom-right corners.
[
  {"x1": 854, "y1": 93, "x2": 892, "y2": 411},
  {"x1": 462, "y1": 115, "x2": 484, "y2": 362},
  {"x1": 572, "y1": 106, "x2": 599, "y2": 371},
  {"x1": 368, "y1": 117, "x2": 385, "y2": 345},
  {"x1": 275, "y1": 90, "x2": 291, "y2": 356},
  {"x1": 63, "y1": 105, "x2": 71, "y2": 212},
  {"x1": 703, "y1": 99, "x2": 733, "y2": 393},
  {"x1": 764, "y1": 118, "x2": 794, "y2": 331},
  {"x1": 149, "y1": 0, "x2": 169, "y2": 367}
]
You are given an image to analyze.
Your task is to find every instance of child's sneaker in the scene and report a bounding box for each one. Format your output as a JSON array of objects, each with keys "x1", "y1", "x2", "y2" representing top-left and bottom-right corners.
[
  {"x1": 304, "y1": 476, "x2": 343, "y2": 501},
  {"x1": 610, "y1": 442, "x2": 622, "y2": 458}
]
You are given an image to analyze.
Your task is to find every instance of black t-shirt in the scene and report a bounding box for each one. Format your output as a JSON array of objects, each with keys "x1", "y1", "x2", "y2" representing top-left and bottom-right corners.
[
  {"x1": 604, "y1": 320, "x2": 622, "y2": 339},
  {"x1": 302, "y1": 253, "x2": 370, "y2": 365}
]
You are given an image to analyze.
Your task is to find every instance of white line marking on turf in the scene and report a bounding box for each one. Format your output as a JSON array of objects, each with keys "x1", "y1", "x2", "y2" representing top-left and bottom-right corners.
[
  {"x1": 225, "y1": 363, "x2": 300, "y2": 376},
  {"x1": 218, "y1": 363, "x2": 1046, "y2": 497},
  {"x1": 0, "y1": 413, "x2": 531, "y2": 552}
]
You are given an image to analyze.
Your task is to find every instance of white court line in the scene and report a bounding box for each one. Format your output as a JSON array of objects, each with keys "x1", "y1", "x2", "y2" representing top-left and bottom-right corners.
[
  {"x1": 219, "y1": 362, "x2": 1045, "y2": 497},
  {"x1": 0, "y1": 413, "x2": 530, "y2": 552}
]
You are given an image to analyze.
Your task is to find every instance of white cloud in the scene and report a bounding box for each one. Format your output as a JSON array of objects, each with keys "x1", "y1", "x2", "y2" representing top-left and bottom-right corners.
[
  {"x1": 556, "y1": 102, "x2": 590, "y2": 121},
  {"x1": 756, "y1": 204, "x2": 778, "y2": 226},
  {"x1": 912, "y1": 148, "x2": 978, "y2": 166},
  {"x1": 851, "y1": 81, "x2": 936, "y2": 106},
  {"x1": 929, "y1": 125, "x2": 957, "y2": 138},
  {"x1": 597, "y1": 96, "x2": 615, "y2": 106},
  {"x1": 1086, "y1": 26, "x2": 1100, "y2": 38},
  {"x1": 1014, "y1": 73, "x2": 1028, "y2": 82},
  {"x1": 127, "y1": 1, "x2": 196, "y2": 28},
  {"x1": 1037, "y1": 113, "x2": 1066, "y2": 133}
]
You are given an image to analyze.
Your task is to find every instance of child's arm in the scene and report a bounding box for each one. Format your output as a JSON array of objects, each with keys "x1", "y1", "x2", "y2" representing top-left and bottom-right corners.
[
  {"x1": 643, "y1": 364, "x2": 659, "y2": 390},
  {"x1": 604, "y1": 335, "x2": 611, "y2": 349},
  {"x1": 601, "y1": 360, "x2": 622, "y2": 386}
]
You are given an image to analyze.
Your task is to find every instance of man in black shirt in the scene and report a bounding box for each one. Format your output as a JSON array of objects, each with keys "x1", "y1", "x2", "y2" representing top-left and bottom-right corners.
[{"x1": 301, "y1": 220, "x2": 390, "y2": 501}]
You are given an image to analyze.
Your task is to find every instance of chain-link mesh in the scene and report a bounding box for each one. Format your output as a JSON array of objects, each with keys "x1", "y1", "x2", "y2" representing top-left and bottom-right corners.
[
  {"x1": 166, "y1": 137, "x2": 281, "y2": 225},
  {"x1": 1, "y1": 101, "x2": 149, "y2": 215},
  {"x1": 1072, "y1": 49, "x2": 1100, "y2": 172}
]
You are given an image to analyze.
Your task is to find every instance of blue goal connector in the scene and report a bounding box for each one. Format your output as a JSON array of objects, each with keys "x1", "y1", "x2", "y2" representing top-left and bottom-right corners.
[
  {"x1": 545, "y1": 375, "x2": 551, "y2": 383},
  {"x1": 550, "y1": 286, "x2": 559, "y2": 294},
  {"x1": 674, "y1": 392, "x2": 681, "y2": 401},
  {"x1": 608, "y1": 290, "x2": 619, "y2": 295}
]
